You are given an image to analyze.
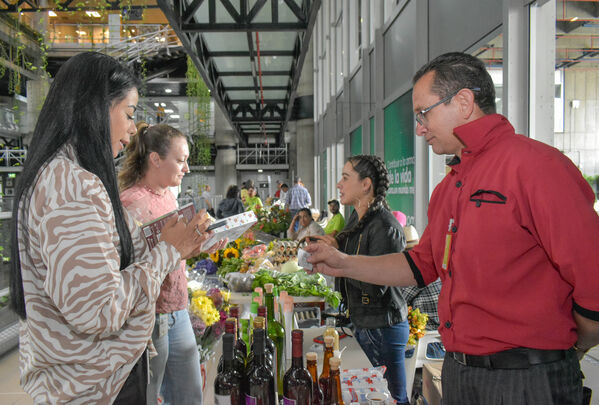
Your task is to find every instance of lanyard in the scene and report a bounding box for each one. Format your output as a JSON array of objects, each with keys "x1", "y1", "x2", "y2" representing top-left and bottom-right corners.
[{"x1": 441, "y1": 218, "x2": 454, "y2": 271}]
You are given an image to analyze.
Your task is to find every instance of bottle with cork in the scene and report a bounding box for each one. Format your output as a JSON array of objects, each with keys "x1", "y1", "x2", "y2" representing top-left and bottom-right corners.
[
  {"x1": 319, "y1": 335, "x2": 335, "y2": 400},
  {"x1": 306, "y1": 351, "x2": 324, "y2": 405}
]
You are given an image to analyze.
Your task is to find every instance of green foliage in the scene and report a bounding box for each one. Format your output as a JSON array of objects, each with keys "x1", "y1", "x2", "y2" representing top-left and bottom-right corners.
[
  {"x1": 186, "y1": 56, "x2": 212, "y2": 166},
  {"x1": 252, "y1": 205, "x2": 292, "y2": 236},
  {"x1": 584, "y1": 175, "x2": 599, "y2": 197}
]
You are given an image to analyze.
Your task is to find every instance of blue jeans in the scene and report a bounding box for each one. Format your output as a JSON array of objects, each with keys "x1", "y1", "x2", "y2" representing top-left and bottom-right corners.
[
  {"x1": 354, "y1": 320, "x2": 410, "y2": 404},
  {"x1": 148, "y1": 309, "x2": 203, "y2": 405}
]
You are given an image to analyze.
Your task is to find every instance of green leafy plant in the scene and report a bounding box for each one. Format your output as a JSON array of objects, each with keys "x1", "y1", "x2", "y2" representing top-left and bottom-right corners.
[{"x1": 186, "y1": 56, "x2": 212, "y2": 166}]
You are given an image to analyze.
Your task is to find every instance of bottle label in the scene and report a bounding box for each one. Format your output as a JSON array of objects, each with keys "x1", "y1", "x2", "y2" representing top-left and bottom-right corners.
[
  {"x1": 215, "y1": 394, "x2": 232, "y2": 405},
  {"x1": 245, "y1": 394, "x2": 257, "y2": 405},
  {"x1": 283, "y1": 397, "x2": 297, "y2": 405}
]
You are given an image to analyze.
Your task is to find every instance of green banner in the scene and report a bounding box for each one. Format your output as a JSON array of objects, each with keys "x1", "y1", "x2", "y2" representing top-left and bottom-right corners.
[
  {"x1": 350, "y1": 126, "x2": 362, "y2": 156},
  {"x1": 384, "y1": 91, "x2": 415, "y2": 225}
]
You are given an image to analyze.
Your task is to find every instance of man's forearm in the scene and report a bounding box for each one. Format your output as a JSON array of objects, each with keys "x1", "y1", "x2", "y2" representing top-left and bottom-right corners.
[
  {"x1": 340, "y1": 252, "x2": 418, "y2": 287},
  {"x1": 573, "y1": 310, "x2": 599, "y2": 357}
]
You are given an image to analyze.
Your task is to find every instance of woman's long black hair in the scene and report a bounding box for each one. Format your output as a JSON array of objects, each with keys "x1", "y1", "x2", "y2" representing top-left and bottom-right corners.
[
  {"x1": 335, "y1": 154, "x2": 390, "y2": 246},
  {"x1": 9, "y1": 52, "x2": 142, "y2": 318}
]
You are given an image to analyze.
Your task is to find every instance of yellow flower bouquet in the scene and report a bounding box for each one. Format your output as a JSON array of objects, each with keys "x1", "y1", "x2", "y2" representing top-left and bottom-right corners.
[{"x1": 407, "y1": 306, "x2": 428, "y2": 346}]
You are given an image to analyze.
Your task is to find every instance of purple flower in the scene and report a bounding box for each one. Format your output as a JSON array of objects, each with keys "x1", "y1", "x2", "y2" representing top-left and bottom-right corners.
[{"x1": 195, "y1": 259, "x2": 218, "y2": 275}]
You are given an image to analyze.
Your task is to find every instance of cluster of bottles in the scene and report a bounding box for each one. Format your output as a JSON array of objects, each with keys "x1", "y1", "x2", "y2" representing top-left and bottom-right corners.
[
  {"x1": 214, "y1": 283, "x2": 344, "y2": 404},
  {"x1": 215, "y1": 327, "x2": 344, "y2": 404}
]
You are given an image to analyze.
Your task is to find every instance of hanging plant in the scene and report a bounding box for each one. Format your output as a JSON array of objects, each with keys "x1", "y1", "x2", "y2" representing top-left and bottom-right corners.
[{"x1": 186, "y1": 56, "x2": 212, "y2": 166}]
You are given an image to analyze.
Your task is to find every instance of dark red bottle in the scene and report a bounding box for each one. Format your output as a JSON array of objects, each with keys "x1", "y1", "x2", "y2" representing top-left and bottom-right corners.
[
  {"x1": 229, "y1": 306, "x2": 248, "y2": 356},
  {"x1": 283, "y1": 329, "x2": 313, "y2": 404},
  {"x1": 214, "y1": 333, "x2": 243, "y2": 404},
  {"x1": 244, "y1": 328, "x2": 276, "y2": 405}
]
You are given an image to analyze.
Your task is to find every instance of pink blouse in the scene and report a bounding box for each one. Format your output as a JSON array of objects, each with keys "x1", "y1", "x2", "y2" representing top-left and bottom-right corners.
[{"x1": 120, "y1": 184, "x2": 188, "y2": 313}]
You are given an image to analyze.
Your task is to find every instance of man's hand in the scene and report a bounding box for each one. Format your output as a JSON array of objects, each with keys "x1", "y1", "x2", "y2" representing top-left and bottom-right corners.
[{"x1": 304, "y1": 242, "x2": 348, "y2": 277}]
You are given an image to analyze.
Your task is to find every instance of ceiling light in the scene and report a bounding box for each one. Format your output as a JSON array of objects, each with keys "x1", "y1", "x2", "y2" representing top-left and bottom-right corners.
[
  {"x1": 170, "y1": 114, "x2": 180, "y2": 119},
  {"x1": 570, "y1": 16, "x2": 579, "y2": 22},
  {"x1": 154, "y1": 103, "x2": 159, "y2": 107},
  {"x1": 48, "y1": 10, "x2": 57, "y2": 17},
  {"x1": 76, "y1": 30, "x2": 87, "y2": 36},
  {"x1": 161, "y1": 103, "x2": 166, "y2": 107},
  {"x1": 164, "y1": 88, "x2": 172, "y2": 94},
  {"x1": 164, "y1": 109, "x2": 174, "y2": 113},
  {"x1": 258, "y1": 169, "x2": 263, "y2": 173},
  {"x1": 86, "y1": 11, "x2": 101, "y2": 18}
]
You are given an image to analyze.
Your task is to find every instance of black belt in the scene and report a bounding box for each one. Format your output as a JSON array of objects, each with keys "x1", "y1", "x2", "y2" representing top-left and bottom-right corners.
[{"x1": 448, "y1": 347, "x2": 571, "y2": 369}]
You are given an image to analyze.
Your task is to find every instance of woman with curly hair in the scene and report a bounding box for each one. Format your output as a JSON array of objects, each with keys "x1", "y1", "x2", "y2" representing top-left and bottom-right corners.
[{"x1": 312, "y1": 154, "x2": 409, "y2": 404}]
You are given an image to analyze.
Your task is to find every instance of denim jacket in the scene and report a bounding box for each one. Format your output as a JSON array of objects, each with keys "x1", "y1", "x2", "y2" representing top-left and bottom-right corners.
[{"x1": 336, "y1": 208, "x2": 408, "y2": 329}]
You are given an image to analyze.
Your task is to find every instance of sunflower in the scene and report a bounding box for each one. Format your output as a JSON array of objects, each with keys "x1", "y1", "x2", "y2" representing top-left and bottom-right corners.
[
  {"x1": 209, "y1": 250, "x2": 220, "y2": 263},
  {"x1": 223, "y1": 247, "x2": 240, "y2": 259}
]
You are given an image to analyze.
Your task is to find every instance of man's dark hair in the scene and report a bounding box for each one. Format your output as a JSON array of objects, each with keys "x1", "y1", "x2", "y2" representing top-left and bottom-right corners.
[
  {"x1": 413, "y1": 52, "x2": 496, "y2": 115},
  {"x1": 328, "y1": 199, "x2": 340, "y2": 214},
  {"x1": 281, "y1": 183, "x2": 289, "y2": 190},
  {"x1": 226, "y1": 185, "x2": 240, "y2": 199}
]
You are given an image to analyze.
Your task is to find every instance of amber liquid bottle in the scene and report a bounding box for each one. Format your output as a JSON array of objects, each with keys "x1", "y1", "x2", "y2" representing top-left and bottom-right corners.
[
  {"x1": 214, "y1": 333, "x2": 243, "y2": 405},
  {"x1": 327, "y1": 357, "x2": 344, "y2": 405},
  {"x1": 306, "y1": 351, "x2": 324, "y2": 405},
  {"x1": 319, "y1": 335, "x2": 335, "y2": 401},
  {"x1": 244, "y1": 328, "x2": 276, "y2": 405},
  {"x1": 283, "y1": 330, "x2": 313, "y2": 405}
]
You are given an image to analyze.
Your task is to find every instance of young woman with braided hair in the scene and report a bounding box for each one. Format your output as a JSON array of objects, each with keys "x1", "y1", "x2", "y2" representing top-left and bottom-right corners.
[{"x1": 312, "y1": 154, "x2": 410, "y2": 404}]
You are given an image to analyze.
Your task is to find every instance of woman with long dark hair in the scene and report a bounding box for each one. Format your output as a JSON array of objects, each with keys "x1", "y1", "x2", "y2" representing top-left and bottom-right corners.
[
  {"x1": 9, "y1": 52, "x2": 220, "y2": 404},
  {"x1": 313, "y1": 154, "x2": 410, "y2": 404}
]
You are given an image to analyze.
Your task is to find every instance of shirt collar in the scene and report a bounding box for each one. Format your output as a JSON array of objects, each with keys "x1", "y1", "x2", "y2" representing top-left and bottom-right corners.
[{"x1": 454, "y1": 114, "x2": 513, "y2": 156}]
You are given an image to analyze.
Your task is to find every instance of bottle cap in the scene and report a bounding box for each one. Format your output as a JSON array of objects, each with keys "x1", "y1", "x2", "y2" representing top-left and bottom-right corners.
[
  {"x1": 254, "y1": 287, "x2": 263, "y2": 295},
  {"x1": 279, "y1": 290, "x2": 288, "y2": 301},
  {"x1": 253, "y1": 296, "x2": 263, "y2": 306},
  {"x1": 250, "y1": 301, "x2": 259, "y2": 314},
  {"x1": 324, "y1": 335, "x2": 334, "y2": 347},
  {"x1": 264, "y1": 283, "x2": 274, "y2": 293},
  {"x1": 253, "y1": 316, "x2": 265, "y2": 329},
  {"x1": 329, "y1": 356, "x2": 341, "y2": 369},
  {"x1": 306, "y1": 352, "x2": 317, "y2": 361}
]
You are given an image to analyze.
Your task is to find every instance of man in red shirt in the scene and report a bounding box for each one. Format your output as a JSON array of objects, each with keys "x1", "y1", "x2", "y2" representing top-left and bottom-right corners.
[{"x1": 306, "y1": 52, "x2": 599, "y2": 405}]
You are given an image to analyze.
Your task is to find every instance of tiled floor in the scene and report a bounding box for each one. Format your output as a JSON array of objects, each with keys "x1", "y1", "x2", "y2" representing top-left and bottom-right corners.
[{"x1": 0, "y1": 344, "x2": 598, "y2": 404}]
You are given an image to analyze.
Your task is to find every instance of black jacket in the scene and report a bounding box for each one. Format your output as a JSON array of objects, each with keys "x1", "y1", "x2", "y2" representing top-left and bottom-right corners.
[
  {"x1": 336, "y1": 208, "x2": 407, "y2": 329},
  {"x1": 216, "y1": 198, "x2": 244, "y2": 219}
]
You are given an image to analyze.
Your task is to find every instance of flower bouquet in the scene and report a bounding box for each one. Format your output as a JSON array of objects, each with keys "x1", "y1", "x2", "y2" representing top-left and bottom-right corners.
[
  {"x1": 252, "y1": 205, "x2": 291, "y2": 236},
  {"x1": 407, "y1": 306, "x2": 428, "y2": 346},
  {"x1": 187, "y1": 276, "x2": 231, "y2": 362}
]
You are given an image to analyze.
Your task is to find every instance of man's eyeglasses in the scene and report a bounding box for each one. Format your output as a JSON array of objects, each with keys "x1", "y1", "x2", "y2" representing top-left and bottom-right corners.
[{"x1": 415, "y1": 87, "x2": 481, "y2": 126}]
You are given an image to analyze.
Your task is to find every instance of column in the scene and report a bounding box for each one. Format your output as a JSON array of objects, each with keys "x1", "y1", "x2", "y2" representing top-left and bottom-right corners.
[{"x1": 214, "y1": 144, "x2": 237, "y2": 197}]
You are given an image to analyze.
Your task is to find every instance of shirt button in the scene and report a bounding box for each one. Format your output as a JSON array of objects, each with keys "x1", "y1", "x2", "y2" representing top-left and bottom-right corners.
[
  {"x1": 451, "y1": 225, "x2": 458, "y2": 233},
  {"x1": 456, "y1": 181, "x2": 462, "y2": 188},
  {"x1": 445, "y1": 321, "x2": 452, "y2": 328}
]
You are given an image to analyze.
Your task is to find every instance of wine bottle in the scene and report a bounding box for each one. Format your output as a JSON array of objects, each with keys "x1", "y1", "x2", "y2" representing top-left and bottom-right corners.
[
  {"x1": 323, "y1": 316, "x2": 340, "y2": 352},
  {"x1": 246, "y1": 316, "x2": 273, "y2": 375},
  {"x1": 283, "y1": 330, "x2": 313, "y2": 405},
  {"x1": 214, "y1": 333, "x2": 243, "y2": 405},
  {"x1": 244, "y1": 328, "x2": 276, "y2": 405},
  {"x1": 229, "y1": 306, "x2": 248, "y2": 356},
  {"x1": 327, "y1": 357, "x2": 344, "y2": 405},
  {"x1": 319, "y1": 335, "x2": 335, "y2": 402},
  {"x1": 264, "y1": 282, "x2": 286, "y2": 397},
  {"x1": 306, "y1": 352, "x2": 324, "y2": 405},
  {"x1": 218, "y1": 319, "x2": 245, "y2": 375}
]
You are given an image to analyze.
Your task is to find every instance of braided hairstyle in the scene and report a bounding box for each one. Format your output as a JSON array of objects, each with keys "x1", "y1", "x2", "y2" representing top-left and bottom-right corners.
[
  {"x1": 118, "y1": 122, "x2": 186, "y2": 191},
  {"x1": 336, "y1": 154, "x2": 390, "y2": 246}
]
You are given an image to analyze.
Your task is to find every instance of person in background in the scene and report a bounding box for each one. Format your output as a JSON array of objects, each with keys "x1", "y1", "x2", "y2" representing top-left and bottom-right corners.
[
  {"x1": 9, "y1": 52, "x2": 218, "y2": 404},
  {"x1": 306, "y1": 52, "x2": 599, "y2": 405},
  {"x1": 285, "y1": 176, "x2": 312, "y2": 219},
  {"x1": 119, "y1": 123, "x2": 210, "y2": 405},
  {"x1": 274, "y1": 180, "x2": 282, "y2": 199},
  {"x1": 200, "y1": 184, "x2": 215, "y2": 217},
  {"x1": 312, "y1": 154, "x2": 410, "y2": 404},
  {"x1": 279, "y1": 183, "x2": 289, "y2": 204},
  {"x1": 217, "y1": 185, "x2": 245, "y2": 219},
  {"x1": 287, "y1": 207, "x2": 325, "y2": 241},
  {"x1": 323, "y1": 199, "x2": 345, "y2": 236},
  {"x1": 240, "y1": 180, "x2": 253, "y2": 206},
  {"x1": 245, "y1": 186, "x2": 263, "y2": 213}
]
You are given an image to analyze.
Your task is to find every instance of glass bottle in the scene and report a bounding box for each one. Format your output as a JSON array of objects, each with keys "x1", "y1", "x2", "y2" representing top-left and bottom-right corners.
[
  {"x1": 264, "y1": 282, "x2": 286, "y2": 396},
  {"x1": 244, "y1": 328, "x2": 276, "y2": 405},
  {"x1": 218, "y1": 319, "x2": 245, "y2": 375},
  {"x1": 229, "y1": 306, "x2": 248, "y2": 356},
  {"x1": 283, "y1": 329, "x2": 313, "y2": 405},
  {"x1": 246, "y1": 316, "x2": 273, "y2": 374},
  {"x1": 306, "y1": 351, "x2": 324, "y2": 405},
  {"x1": 319, "y1": 335, "x2": 335, "y2": 402},
  {"x1": 323, "y1": 316, "x2": 340, "y2": 351},
  {"x1": 327, "y1": 357, "x2": 345, "y2": 405},
  {"x1": 214, "y1": 333, "x2": 243, "y2": 405}
]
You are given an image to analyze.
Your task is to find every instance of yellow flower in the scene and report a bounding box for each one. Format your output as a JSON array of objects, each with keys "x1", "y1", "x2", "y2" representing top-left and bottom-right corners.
[
  {"x1": 190, "y1": 295, "x2": 220, "y2": 326},
  {"x1": 209, "y1": 250, "x2": 220, "y2": 263},
  {"x1": 223, "y1": 247, "x2": 240, "y2": 259}
]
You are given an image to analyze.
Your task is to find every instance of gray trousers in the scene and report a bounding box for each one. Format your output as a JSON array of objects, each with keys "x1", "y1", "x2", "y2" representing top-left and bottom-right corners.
[{"x1": 441, "y1": 349, "x2": 584, "y2": 405}]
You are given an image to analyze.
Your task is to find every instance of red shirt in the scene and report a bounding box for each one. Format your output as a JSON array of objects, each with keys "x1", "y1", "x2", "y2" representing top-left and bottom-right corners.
[{"x1": 407, "y1": 114, "x2": 599, "y2": 355}]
